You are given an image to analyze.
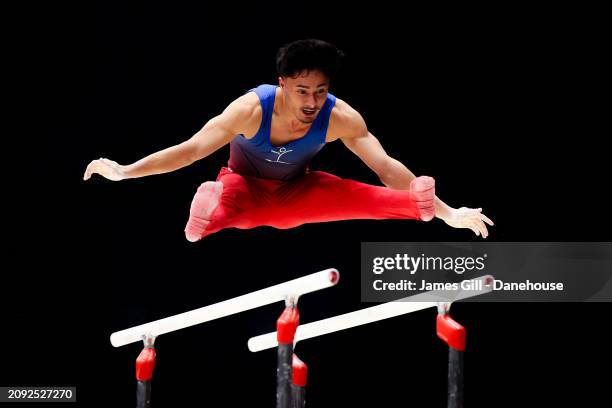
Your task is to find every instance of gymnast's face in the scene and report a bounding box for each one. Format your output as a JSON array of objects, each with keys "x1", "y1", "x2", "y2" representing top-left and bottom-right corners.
[{"x1": 279, "y1": 70, "x2": 329, "y2": 124}]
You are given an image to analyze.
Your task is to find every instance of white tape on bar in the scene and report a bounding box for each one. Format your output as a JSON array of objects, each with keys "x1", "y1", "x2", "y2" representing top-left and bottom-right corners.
[
  {"x1": 111, "y1": 268, "x2": 339, "y2": 347},
  {"x1": 248, "y1": 275, "x2": 493, "y2": 352}
]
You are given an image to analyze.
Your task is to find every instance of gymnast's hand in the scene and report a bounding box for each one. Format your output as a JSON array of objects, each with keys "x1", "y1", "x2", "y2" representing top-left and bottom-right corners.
[
  {"x1": 83, "y1": 158, "x2": 126, "y2": 181},
  {"x1": 441, "y1": 207, "x2": 494, "y2": 238}
]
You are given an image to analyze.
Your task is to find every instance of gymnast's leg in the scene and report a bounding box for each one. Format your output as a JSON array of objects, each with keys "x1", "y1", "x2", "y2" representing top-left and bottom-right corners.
[
  {"x1": 184, "y1": 167, "x2": 281, "y2": 241},
  {"x1": 267, "y1": 171, "x2": 435, "y2": 229}
]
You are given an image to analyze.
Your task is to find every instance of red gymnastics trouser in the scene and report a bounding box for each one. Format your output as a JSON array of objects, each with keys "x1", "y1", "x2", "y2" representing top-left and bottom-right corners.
[{"x1": 184, "y1": 167, "x2": 435, "y2": 242}]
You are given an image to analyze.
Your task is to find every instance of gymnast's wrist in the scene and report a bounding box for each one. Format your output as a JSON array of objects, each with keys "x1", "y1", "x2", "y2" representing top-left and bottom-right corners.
[
  {"x1": 119, "y1": 164, "x2": 134, "y2": 179},
  {"x1": 434, "y1": 200, "x2": 453, "y2": 221}
]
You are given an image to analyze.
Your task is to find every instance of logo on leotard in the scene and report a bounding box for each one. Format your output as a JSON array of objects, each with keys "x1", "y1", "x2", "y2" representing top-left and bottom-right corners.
[{"x1": 266, "y1": 147, "x2": 293, "y2": 165}]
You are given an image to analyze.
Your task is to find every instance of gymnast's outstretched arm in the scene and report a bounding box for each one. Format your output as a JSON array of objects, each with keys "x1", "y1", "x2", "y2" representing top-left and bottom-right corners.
[
  {"x1": 332, "y1": 100, "x2": 494, "y2": 238},
  {"x1": 83, "y1": 93, "x2": 260, "y2": 181}
]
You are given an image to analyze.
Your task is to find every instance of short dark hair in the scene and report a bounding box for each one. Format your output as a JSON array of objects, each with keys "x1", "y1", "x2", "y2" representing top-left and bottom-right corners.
[{"x1": 276, "y1": 39, "x2": 344, "y2": 81}]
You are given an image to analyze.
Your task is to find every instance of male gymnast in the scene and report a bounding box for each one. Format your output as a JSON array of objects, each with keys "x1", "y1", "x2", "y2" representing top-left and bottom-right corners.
[{"x1": 84, "y1": 39, "x2": 494, "y2": 241}]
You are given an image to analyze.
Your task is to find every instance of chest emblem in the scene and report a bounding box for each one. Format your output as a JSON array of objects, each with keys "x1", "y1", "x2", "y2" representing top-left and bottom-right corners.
[{"x1": 266, "y1": 147, "x2": 293, "y2": 165}]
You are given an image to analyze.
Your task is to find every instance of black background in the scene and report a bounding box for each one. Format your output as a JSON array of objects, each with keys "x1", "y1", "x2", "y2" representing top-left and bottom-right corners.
[{"x1": 6, "y1": 2, "x2": 609, "y2": 407}]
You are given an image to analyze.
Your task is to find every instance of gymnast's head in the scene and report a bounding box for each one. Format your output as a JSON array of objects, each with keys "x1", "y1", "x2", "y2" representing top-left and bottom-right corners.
[{"x1": 276, "y1": 39, "x2": 344, "y2": 124}]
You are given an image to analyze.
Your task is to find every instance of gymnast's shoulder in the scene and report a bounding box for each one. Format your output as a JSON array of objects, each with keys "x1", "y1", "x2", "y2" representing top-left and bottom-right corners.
[
  {"x1": 219, "y1": 91, "x2": 262, "y2": 138},
  {"x1": 326, "y1": 98, "x2": 368, "y2": 142}
]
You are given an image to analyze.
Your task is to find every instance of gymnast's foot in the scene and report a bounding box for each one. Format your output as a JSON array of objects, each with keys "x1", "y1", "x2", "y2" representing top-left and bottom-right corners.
[
  {"x1": 409, "y1": 176, "x2": 435, "y2": 221},
  {"x1": 185, "y1": 181, "x2": 223, "y2": 242}
]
